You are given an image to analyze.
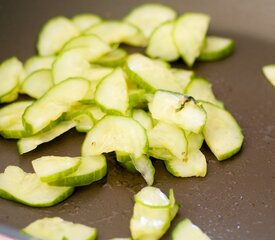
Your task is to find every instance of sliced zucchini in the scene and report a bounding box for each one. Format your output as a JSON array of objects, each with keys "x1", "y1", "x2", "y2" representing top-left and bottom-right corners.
[
  {"x1": 198, "y1": 36, "x2": 235, "y2": 61},
  {"x1": 82, "y1": 115, "x2": 148, "y2": 158},
  {"x1": 116, "y1": 151, "x2": 138, "y2": 173},
  {"x1": 0, "y1": 57, "x2": 23, "y2": 103},
  {"x1": 21, "y1": 69, "x2": 53, "y2": 99},
  {"x1": 262, "y1": 64, "x2": 275, "y2": 87},
  {"x1": 146, "y1": 21, "x2": 179, "y2": 61},
  {"x1": 125, "y1": 3, "x2": 177, "y2": 38},
  {"x1": 125, "y1": 53, "x2": 182, "y2": 93},
  {"x1": 128, "y1": 89, "x2": 148, "y2": 109},
  {"x1": 0, "y1": 166, "x2": 73, "y2": 207},
  {"x1": 165, "y1": 149, "x2": 207, "y2": 177},
  {"x1": 0, "y1": 101, "x2": 33, "y2": 137},
  {"x1": 149, "y1": 90, "x2": 206, "y2": 133},
  {"x1": 95, "y1": 48, "x2": 127, "y2": 67},
  {"x1": 23, "y1": 217, "x2": 97, "y2": 240},
  {"x1": 172, "y1": 218, "x2": 210, "y2": 240},
  {"x1": 72, "y1": 13, "x2": 102, "y2": 32},
  {"x1": 52, "y1": 48, "x2": 113, "y2": 84},
  {"x1": 171, "y1": 68, "x2": 194, "y2": 92},
  {"x1": 132, "y1": 155, "x2": 155, "y2": 185},
  {"x1": 202, "y1": 101, "x2": 244, "y2": 160},
  {"x1": 86, "y1": 21, "x2": 146, "y2": 47},
  {"x1": 174, "y1": 13, "x2": 210, "y2": 67},
  {"x1": 148, "y1": 122, "x2": 188, "y2": 161},
  {"x1": 49, "y1": 155, "x2": 107, "y2": 187},
  {"x1": 23, "y1": 78, "x2": 90, "y2": 134},
  {"x1": 17, "y1": 121, "x2": 76, "y2": 154},
  {"x1": 132, "y1": 109, "x2": 153, "y2": 131},
  {"x1": 73, "y1": 112, "x2": 94, "y2": 133},
  {"x1": 32, "y1": 156, "x2": 81, "y2": 182},
  {"x1": 185, "y1": 77, "x2": 224, "y2": 108},
  {"x1": 37, "y1": 16, "x2": 80, "y2": 56},
  {"x1": 186, "y1": 132, "x2": 204, "y2": 151},
  {"x1": 95, "y1": 68, "x2": 129, "y2": 115},
  {"x1": 134, "y1": 186, "x2": 170, "y2": 208}
]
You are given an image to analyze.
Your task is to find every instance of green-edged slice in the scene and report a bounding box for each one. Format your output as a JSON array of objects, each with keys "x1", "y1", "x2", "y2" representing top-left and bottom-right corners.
[
  {"x1": 185, "y1": 77, "x2": 224, "y2": 108},
  {"x1": 116, "y1": 151, "x2": 138, "y2": 173},
  {"x1": 32, "y1": 156, "x2": 81, "y2": 182},
  {"x1": 72, "y1": 13, "x2": 102, "y2": 32},
  {"x1": 0, "y1": 166, "x2": 73, "y2": 207},
  {"x1": 37, "y1": 16, "x2": 80, "y2": 56},
  {"x1": 125, "y1": 53, "x2": 182, "y2": 93},
  {"x1": 82, "y1": 115, "x2": 148, "y2": 158},
  {"x1": 95, "y1": 68, "x2": 129, "y2": 115},
  {"x1": 198, "y1": 36, "x2": 234, "y2": 61},
  {"x1": 186, "y1": 132, "x2": 204, "y2": 151},
  {"x1": 125, "y1": 3, "x2": 177, "y2": 38},
  {"x1": 86, "y1": 21, "x2": 146, "y2": 47},
  {"x1": 132, "y1": 109, "x2": 153, "y2": 131},
  {"x1": 49, "y1": 155, "x2": 107, "y2": 187},
  {"x1": 95, "y1": 48, "x2": 127, "y2": 67},
  {"x1": 171, "y1": 68, "x2": 194, "y2": 92},
  {"x1": 17, "y1": 121, "x2": 76, "y2": 154},
  {"x1": 174, "y1": 13, "x2": 210, "y2": 67},
  {"x1": 202, "y1": 101, "x2": 244, "y2": 160},
  {"x1": 21, "y1": 69, "x2": 53, "y2": 99},
  {"x1": 165, "y1": 149, "x2": 207, "y2": 177},
  {"x1": 262, "y1": 64, "x2": 275, "y2": 87},
  {"x1": 23, "y1": 78, "x2": 90, "y2": 134},
  {"x1": 149, "y1": 90, "x2": 206, "y2": 133},
  {"x1": 146, "y1": 21, "x2": 179, "y2": 61},
  {"x1": 172, "y1": 218, "x2": 210, "y2": 240},
  {"x1": 23, "y1": 217, "x2": 96, "y2": 240},
  {"x1": 0, "y1": 57, "x2": 23, "y2": 103}
]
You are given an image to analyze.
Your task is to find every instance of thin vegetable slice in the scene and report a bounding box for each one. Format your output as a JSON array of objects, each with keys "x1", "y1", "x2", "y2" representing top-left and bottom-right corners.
[
  {"x1": 82, "y1": 115, "x2": 148, "y2": 158},
  {"x1": 95, "y1": 48, "x2": 127, "y2": 67},
  {"x1": 202, "y1": 101, "x2": 244, "y2": 160},
  {"x1": 23, "y1": 217, "x2": 96, "y2": 240},
  {"x1": 0, "y1": 166, "x2": 73, "y2": 207},
  {"x1": 262, "y1": 64, "x2": 275, "y2": 87},
  {"x1": 72, "y1": 13, "x2": 102, "y2": 32},
  {"x1": 174, "y1": 13, "x2": 210, "y2": 67},
  {"x1": 132, "y1": 109, "x2": 153, "y2": 131},
  {"x1": 171, "y1": 68, "x2": 194, "y2": 92}
]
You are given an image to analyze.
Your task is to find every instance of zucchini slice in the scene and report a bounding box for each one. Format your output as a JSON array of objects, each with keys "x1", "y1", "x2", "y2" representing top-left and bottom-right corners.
[
  {"x1": 37, "y1": 16, "x2": 80, "y2": 56},
  {"x1": 125, "y1": 3, "x2": 177, "y2": 38},
  {"x1": 23, "y1": 78, "x2": 90, "y2": 134},
  {"x1": 146, "y1": 21, "x2": 179, "y2": 61},
  {"x1": 198, "y1": 36, "x2": 235, "y2": 61},
  {"x1": 0, "y1": 57, "x2": 23, "y2": 103},
  {"x1": 72, "y1": 13, "x2": 102, "y2": 32},
  {"x1": 49, "y1": 155, "x2": 107, "y2": 187},
  {"x1": 202, "y1": 101, "x2": 244, "y2": 160},
  {"x1": 262, "y1": 64, "x2": 275, "y2": 87},
  {"x1": 132, "y1": 109, "x2": 153, "y2": 131},
  {"x1": 32, "y1": 156, "x2": 81, "y2": 182},
  {"x1": 149, "y1": 90, "x2": 206, "y2": 133},
  {"x1": 23, "y1": 217, "x2": 96, "y2": 240},
  {"x1": 172, "y1": 218, "x2": 210, "y2": 240},
  {"x1": 95, "y1": 68, "x2": 129, "y2": 115},
  {"x1": 86, "y1": 21, "x2": 146, "y2": 47},
  {"x1": 82, "y1": 115, "x2": 148, "y2": 158},
  {"x1": 116, "y1": 151, "x2": 138, "y2": 173},
  {"x1": 174, "y1": 13, "x2": 210, "y2": 67},
  {"x1": 171, "y1": 68, "x2": 194, "y2": 92},
  {"x1": 125, "y1": 53, "x2": 182, "y2": 93},
  {"x1": 0, "y1": 166, "x2": 73, "y2": 207},
  {"x1": 95, "y1": 48, "x2": 127, "y2": 67}
]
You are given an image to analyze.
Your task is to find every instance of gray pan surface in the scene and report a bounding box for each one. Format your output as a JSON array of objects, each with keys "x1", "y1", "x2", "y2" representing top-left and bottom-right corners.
[{"x1": 0, "y1": 0, "x2": 274, "y2": 239}]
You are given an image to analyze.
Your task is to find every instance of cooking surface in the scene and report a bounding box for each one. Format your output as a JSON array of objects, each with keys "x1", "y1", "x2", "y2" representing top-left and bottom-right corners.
[{"x1": 0, "y1": 0, "x2": 275, "y2": 239}]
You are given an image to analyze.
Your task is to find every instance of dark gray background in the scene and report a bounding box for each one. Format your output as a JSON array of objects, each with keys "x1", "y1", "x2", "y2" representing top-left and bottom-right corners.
[{"x1": 0, "y1": 0, "x2": 274, "y2": 239}]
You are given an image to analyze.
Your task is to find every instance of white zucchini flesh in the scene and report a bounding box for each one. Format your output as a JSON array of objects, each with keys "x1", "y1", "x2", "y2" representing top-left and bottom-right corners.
[
  {"x1": 174, "y1": 13, "x2": 210, "y2": 67},
  {"x1": 171, "y1": 68, "x2": 194, "y2": 92},
  {"x1": 172, "y1": 218, "x2": 210, "y2": 240},
  {"x1": 262, "y1": 64, "x2": 275, "y2": 87},
  {"x1": 149, "y1": 90, "x2": 206, "y2": 134},
  {"x1": 82, "y1": 115, "x2": 148, "y2": 158},
  {"x1": 126, "y1": 53, "x2": 182, "y2": 93},
  {"x1": 146, "y1": 21, "x2": 179, "y2": 61},
  {"x1": 0, "y1": 166, "x2": 73, "y2": 207},
  {"x1": 32, "y1": 156, "x2": 81, "y2": 182},
  {"x1": 95, "y1": 48, "x2": 127, "y2": 67},
  {"x1": 23, "y1": 78, "x2": 90, "y2": 134},
  {"x1": 49, "y1": 155, "x2": 107, "y2": 187},
  {"x1": 72, "y1": 13, "x2": 102, "y2": 32},
  {"x1": 202, "y1": 101, "x2": 244, "y2": 160},
  {"x1": 23, "y1": 217, "x2": 97, "y2": 240},
  {"x1": 0, "y1": 57, "x2": 23, "y2": 103},
  {"x1": 132, "y1": 109, "x2": 153, "y2": 131},
  {"x1": 37, "y1": 16, "x2": 80, "y2": 56},
  {"x1": 95, "y1": 68, "x2": 129, "y2": 115},
  {"x1": 125, "y1": 3, "x2": 177, "y2": 38}
]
